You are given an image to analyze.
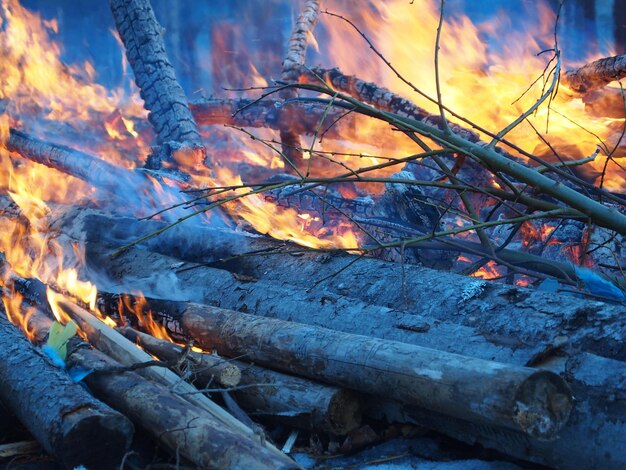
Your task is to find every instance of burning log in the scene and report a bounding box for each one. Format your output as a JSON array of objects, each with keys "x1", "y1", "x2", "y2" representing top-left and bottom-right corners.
[
  {"x1": 58, "y1": 299, "x2": 298, "y2": 468},
  {"x1": 119, "y1": 326, "x2": 363, "y2": 436},
  {"x1": 295, "y1": 66, "x2": 481, "y2": 143},
  {"x1": 279, "y1": 0, "x2": 321, "y2": 166},
  {"x1": 0, "y1": 311, "x2": 134, "y2": 469},
  {"x1": 109, "y1": 0, "x2": 206, "y2": 168},
  {"x1": 190, "y1": 98, "x2": 360, "y2": 141},
  {"x1": 4, "y1": 128, "x2": 137, "y2": 192},
  {"x1": 561, "y1": 53, "x2": 626, "y2": 95},
  {"x1": 581, "y1": 87, "x2": 625, "y2": 118},
  {"x1": 128, "y1": 300, "x2": 573, "y2": 440},
  {"x1": 119, "y1": 326, "x2": 242, "y2": 388}
]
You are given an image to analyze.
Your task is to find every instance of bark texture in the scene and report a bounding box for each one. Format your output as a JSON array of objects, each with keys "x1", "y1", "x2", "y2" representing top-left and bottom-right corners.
[
  {"x1": 109, "y1": 0, "x2": 205, "y2": 167},
  {"x1": 562, "y1": 53, "x2": 626, "y2": 94},
  {"x1": 0, "y1": 313, "x2": 133, "y2": 469},
  {"x1": 117, "y1": 324, "x2": 361, "y2": 435},
  {"x1": 68, "y1": 347, "x2": 296, "y2": 470},
  {"x1": 132, "y1": 301, "x2": 573, "y2": 440},
  {"x1": 60, "y1": 299, "x2": 296, "y2": 469}
]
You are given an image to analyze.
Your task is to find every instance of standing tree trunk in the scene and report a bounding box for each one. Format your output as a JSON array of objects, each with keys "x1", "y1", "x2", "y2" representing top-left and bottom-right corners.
[{"x1": 109, "y1": 0, "x2": 206, "y2": 168}]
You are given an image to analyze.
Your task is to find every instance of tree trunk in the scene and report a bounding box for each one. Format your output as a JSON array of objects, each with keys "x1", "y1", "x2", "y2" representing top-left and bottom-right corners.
[
  {"x1": 109, "y1": 0, "x2": 206, "y2": 168},
  {"x1": 0, "y1": 312, "x2": 133, "y2": 470},
  {"x1": 278, "y1": 0, "x2": 321, "y2": 167},
  {"x1": 118, "y1": 325, "x2": 362, "y2": 435}
]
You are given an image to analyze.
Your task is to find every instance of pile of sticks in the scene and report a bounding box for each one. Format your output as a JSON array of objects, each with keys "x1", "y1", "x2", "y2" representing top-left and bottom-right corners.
[{"x1": 2, "y1": 0, "x2": 626, "y2": 468}]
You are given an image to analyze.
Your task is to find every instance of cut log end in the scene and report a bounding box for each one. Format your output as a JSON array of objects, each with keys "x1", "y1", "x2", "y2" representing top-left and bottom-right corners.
[
  {"x1": 327, "y1": 388, "x2": 363, "y2": 435},
  {"x1": 513, "y1": 370, "x2": 573, "y2": 440},
  {"x1": 57, "y1": 407, "x2": 134, "y2": 469}
]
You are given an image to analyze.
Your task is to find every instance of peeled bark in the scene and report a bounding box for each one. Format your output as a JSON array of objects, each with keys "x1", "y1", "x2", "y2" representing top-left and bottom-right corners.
[
  {"x1": 109, "y1": 0, "x2": 205, "y2": 167},
  {"x1": 0, "y1": 312, "x2": 133, "y2": 469},
  {"x1": 117, "y1": 325, "x2": 362, "y2": 435},
  {"x1": 142, "y1": 302, "x2": 573, "y2": 440},
  {"x1": 562, "y1": 53, "x2": 626, "y2": 95}
]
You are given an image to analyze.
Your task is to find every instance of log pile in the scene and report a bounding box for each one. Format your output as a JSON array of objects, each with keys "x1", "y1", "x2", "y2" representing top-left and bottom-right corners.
[{"x1": 1, "y1": 0, "x2": 626, "y2": 469}]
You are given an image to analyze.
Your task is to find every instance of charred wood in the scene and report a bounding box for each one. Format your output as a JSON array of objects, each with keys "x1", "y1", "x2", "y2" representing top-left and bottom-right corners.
[
  {"x1": 279, "y1": 0, "x2": 321, "y2": 166},
  {"x1": 295, "y1": 66, "x2": 481, "y2": 143},
  {"x1": 0, "y1": 311, "x2": 133, "y2": 469},
  {"x1": 562, "y1": 53, "x2": 626, "y2": 95},
  {"x1": 109, "y1": 0, "x2": 205, "y2": 168},
  {"x1": 134, "y1": 301, "x2": 573, "y2": 440},
  {"x1": 118, "y1": 325, "x2": 363, "y2": 435}
]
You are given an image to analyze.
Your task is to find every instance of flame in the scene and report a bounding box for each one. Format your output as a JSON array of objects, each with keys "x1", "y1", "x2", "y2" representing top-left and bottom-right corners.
[{"x1": 118, "y1": 293, "x2": 173, "y2": 343}]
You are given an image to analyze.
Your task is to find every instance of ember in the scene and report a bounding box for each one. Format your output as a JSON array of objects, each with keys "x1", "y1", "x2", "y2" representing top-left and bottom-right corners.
[{"x1": 0, "y1": 0, "x2": 625, "y2": 469}]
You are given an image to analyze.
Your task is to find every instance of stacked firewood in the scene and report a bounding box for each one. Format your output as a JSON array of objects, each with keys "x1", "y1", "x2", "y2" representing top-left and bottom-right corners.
[{"x1": 2, "y1": 0, "x2": 626, "y2": 469}]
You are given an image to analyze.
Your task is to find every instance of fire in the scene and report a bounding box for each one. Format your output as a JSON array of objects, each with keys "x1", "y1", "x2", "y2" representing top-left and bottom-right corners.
[
  {"x1": 0, "y1": 0, "x2": 623, "y2": 338},
  {"x1": 118, "y1": 294, "x2": 173, "y2": 343}
]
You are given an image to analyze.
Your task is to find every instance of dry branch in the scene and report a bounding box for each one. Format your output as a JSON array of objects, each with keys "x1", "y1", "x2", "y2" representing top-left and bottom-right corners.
[
  {"x1": 119, "y1": 325, "x2": 362, "y2": 435},
  {"x1": 126, "y1": 300, "x2": 573, "y2": 440},
  {"x1": 296, "y1": 66, "x2": 481, "y2": 143},
  {"x1": 119, "y1": 326, "x2": 241, "y2": 387},
  {"x1": 0, "y1": 311, "x2": 133, "y2": 469},
  {"x1": 562, "y1": 53, "x2": 626, "y2": 95},
  {"x1": 109, "y1": 0, "x2": 205, "y2": 168},
  {"x1": 279, "y1": 0, "x2": 321, "y2": 165}
]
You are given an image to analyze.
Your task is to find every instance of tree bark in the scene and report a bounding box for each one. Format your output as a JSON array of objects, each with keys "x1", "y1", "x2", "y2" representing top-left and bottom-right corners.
[
  {"x1": 562, "y1": 53, "x2": 626, "y2": 94},
  {"x1": 140, "y1": 302, "x2": 573, "y2": 440},
  {"x1": 118, "y1": 325, "x2": 362, "y2": 435},
  {"x1": 0, "y1": 312, "x2": 133, "y2": 470},
  {"x1": 58, "y1": 299, "x2": 297, "y2": 469},
  {"x1": 68, "y1": 346, "x2": 297, "y2": 470},
  {"x1": 109, "y1": 0, "x2": 206, "y2": 168}
]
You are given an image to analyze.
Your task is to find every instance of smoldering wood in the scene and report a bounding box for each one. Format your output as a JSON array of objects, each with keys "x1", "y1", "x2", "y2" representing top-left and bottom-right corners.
[
  {"x1": 0, "y1": 312, "x2": 133, "y2": 469},
  {"x1": 562, "y1": 53, "x2": 626, "y2": 95},
  {"x1": 130, "y1": 300, "x2": 573, "y2": 440},
  {"x1": 279, "y1": 0, "x2": 321, "y2": 166},
  {"x1": 68, "y1": 347, "x2": 297, "y2": 470},
  {"x1": 109, "y1": 0, "x2": 205, "y2": 168},
  {"x1": 117, "y1": 325, "x2": 362, "y2": 435},
  {"x1": 58, "y1": 299, "x2": 297, "y2": 468},
  {"x1": 118, "y1": 326, "x2": 242, "y2": 387}
]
